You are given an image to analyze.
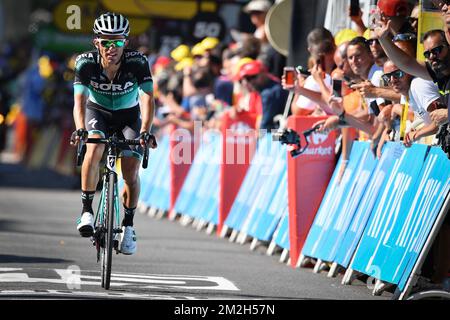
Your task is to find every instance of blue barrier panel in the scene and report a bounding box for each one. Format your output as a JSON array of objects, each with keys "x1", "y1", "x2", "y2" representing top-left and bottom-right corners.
[
  {"x1": 247, "y1": 146, "x2": 287, "y2": 241},
  {"x1": 182, "y1": 132, "x2": 221, "y2": 219},
  {"x1": 238, "y1": 138, "x2": 286, "y2": 236},
  {"x1": 319, "y1": 143, "x2": 379, "y2": 262},
  {"x1": 334, "y1": 142, "x2": 398, "y2": 267},
  {"x1": 249, "y1": 168, "x2": 288, "y2": 242},
  {"x1": 141, "y1": 135, "x2": 171, "y2": 210},
  {"x1": 196, "y1": 134, "x2": 222, "y2": 223},
  {"x1": 173, "y1": 133, "x2": 214, "y2": 215},
  {"x1": 224, "y1": 134, "x2": 272, "y2": 231},
  {"x1": 301, "y1": 141, "x2": 366, "y2": 259},
  {"x1": 397, "y1": 147, "x2": 450, "y2": 290},
  {"x1": 350, "y1": 143, "x2": 429, "y2": 282},
  {"x1": 273, "y1": 207, "x2": 290, "y2": 250},
  {"x1": 139, "y1": 135, "x2": 169, "y2": 200}
]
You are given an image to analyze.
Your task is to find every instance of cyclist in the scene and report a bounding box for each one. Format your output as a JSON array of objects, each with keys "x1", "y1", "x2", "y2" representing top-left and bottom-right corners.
[{"x1": 71, "y1": 12, "x2": 157, "y2": 255}]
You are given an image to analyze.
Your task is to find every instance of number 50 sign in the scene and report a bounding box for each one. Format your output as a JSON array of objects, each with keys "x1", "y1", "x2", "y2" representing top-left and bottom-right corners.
[{"x1": 189, "y1": 12, "x2": 226, "y2": 42}]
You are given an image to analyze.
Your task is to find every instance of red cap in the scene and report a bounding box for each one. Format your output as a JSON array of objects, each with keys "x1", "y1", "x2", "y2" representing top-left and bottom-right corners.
[
  {"x1": 377, "y1": 0, "x2": 409, "y2": 17},
  {"x1": 236, "y1": 60, "x2": 267, "y2": 81}
]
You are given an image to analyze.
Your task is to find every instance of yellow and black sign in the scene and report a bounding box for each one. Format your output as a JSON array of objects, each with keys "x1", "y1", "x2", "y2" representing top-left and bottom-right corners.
[
  {"x1": 417, "y1": 0, "x2": 445, "y2": 61},
  {"x1": 53, "y1": 0, "x2": 152, "y2": 35},
  {"x1": 99, "y1": 0, "x2": 216, "y2": 20}
]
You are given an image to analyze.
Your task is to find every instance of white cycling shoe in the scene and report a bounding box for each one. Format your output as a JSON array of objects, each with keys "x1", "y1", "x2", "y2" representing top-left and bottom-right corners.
[
  {"x1": 77, "y1": 212, "x2": 94, "y2": 237},
  {"x1": 120, "y1": 226, "x2": 137, "y2": 255}
]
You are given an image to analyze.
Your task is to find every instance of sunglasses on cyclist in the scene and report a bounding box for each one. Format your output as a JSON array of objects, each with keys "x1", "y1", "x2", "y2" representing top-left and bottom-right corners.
[
  {"x1": 423, "y1": 45, "x2": 447, "y2": 59},
  {"x1": 392, "y1": 33, "x2": 416, "y2": 42},
  {"x1": 382, "y1": 69, "x2": 405, "y2": 84},
  {"x1": 99, "y1": 39, "x2": 126, "y2": 48}
]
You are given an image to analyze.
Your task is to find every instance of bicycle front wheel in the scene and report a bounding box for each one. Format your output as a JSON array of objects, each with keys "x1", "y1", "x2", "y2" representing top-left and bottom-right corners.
[{"x1": 101, "y1": 172, "x2": 116, "y2": 290}]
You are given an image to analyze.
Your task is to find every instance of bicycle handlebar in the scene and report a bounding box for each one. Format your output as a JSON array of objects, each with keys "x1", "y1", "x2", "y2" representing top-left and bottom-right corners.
[{"x1": 75, "y1": 137, "x2": 150, "y2": 169}]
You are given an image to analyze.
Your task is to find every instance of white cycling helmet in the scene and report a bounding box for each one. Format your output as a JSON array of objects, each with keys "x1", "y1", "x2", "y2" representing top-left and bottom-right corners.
[{"x1": 93, "y1": 12, "x2": 130, "y2": 37}]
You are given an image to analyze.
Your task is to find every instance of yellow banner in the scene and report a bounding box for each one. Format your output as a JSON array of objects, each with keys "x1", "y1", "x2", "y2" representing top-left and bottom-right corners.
[
  {"x1": 417, "y1": 0, "x2": 445, "y2": 61},
  {"x1": 100, "y1": 0, "x2": 216, "y2": 20},
  {"x1": 53, "y1": 0, "x2": 151, "y2": 35}
]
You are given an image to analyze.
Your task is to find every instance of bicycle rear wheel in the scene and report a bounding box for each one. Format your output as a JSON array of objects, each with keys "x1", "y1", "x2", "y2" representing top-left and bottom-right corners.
[{"x1": 101, "y1": 172, "x2": 116, "y2": 290}]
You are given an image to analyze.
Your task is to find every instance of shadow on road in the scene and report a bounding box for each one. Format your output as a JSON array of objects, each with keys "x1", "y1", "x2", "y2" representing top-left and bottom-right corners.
[
  {"x1": 0, "y1": 254, "x2": 73, "y2": 264},
  {"x1": 0, "y1": 163, "x2": 79, "y2": 189}
]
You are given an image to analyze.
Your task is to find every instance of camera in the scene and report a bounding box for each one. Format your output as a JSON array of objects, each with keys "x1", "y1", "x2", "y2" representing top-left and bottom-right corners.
[{"x1": 273, "y1": 125, "x2": 321, "y2": 158}]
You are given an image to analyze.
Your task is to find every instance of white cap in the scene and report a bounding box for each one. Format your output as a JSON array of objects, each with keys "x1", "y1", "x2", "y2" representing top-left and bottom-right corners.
[{"x1": 243, "y1": 0, "x2": 272, "y2": 13}]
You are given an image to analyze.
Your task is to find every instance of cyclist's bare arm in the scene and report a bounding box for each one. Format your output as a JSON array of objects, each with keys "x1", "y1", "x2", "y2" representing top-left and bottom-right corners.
[
  {"x1": 138, "y1": 90, "x2": 157, "y2": 148},
  {"x1": 72, "y1": 92, "x2": 89, "y2": 145},
  {"x1": 376, "y1": 21, "x2": 432, "y2": 81}
]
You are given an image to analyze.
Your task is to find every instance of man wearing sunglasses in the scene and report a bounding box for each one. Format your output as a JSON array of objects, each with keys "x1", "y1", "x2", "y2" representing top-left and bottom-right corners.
[
  {"x1": 71, "y1": 12, "x2": 157, "y2": 255},
  {"x1": 377, "y1": 61, "x2": 441, "y2": 152},
  {"x1": 375, "y1": 24, "x2": 450, "y2": 151}
]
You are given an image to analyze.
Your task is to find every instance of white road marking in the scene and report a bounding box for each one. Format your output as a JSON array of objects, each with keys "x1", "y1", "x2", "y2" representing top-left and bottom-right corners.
[
  {"x1": 0, "y1": 268, "x2": 240, "y2": 291},
  {"x1": 0, "y1": 290, "x2": 200, "y2": 300}
]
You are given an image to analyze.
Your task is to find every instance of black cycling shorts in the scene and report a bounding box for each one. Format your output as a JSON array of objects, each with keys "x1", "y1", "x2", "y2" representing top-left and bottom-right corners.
[{"x1": 85, "y1": 101, "x2": 143, "y2": 159}]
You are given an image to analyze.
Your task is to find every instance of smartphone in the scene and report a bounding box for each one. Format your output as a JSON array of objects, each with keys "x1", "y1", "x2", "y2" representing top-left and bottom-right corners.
[
  {"x1": 350, "y1": 0, "x2": 360, "y2": 17},
  {"x1": 283, "y1": 67, "x2": 296, "y2": 86},
  {"x1": 332, "y1": 79, "x2": 342, "y2": 97},
  {"x1": 370, "y1": 100, "x2": 380, "y2": 116}
]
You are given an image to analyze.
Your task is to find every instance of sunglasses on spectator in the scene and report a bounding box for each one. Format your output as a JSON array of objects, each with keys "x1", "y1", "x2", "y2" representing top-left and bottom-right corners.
[
  {"x1": 367, "y1": 39, "x2": 379, "y2": 46},
  {"x1": 392, "y1": 33, "x2": 417, "y2": 42},
  {"x1": 423, "y1": 44, "x2": 447, "y2": 59},
  {"x1": 99, "y1": 39, "x2": 126, "y2": 48},
  {"x1": 382, "y1": 69, "x2": 405, "y2": 83},
  {"x1": 431, "y1": 0, "x2": 450, "y2": 10}
]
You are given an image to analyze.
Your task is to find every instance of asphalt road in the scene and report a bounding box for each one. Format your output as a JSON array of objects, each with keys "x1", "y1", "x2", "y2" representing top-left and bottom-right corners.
[{"x1": 0, "y1": 164, "x2": 390, "y2": 301}]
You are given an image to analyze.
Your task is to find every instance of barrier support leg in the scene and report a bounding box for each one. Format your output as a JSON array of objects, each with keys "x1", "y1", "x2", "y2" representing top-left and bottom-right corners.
[
  {"x1": 342, "y1": 269, "x2": 365, "y2": 285},
  {"x1": 237, "y1": 232, "x2": 250, "y2": 245},
  {"x1": 220, "y1": 225, "x2": 230, "y2": 238},
  {"x1": 327, "y1": 262, "x2": 342, "y2": 278},
  {"x1": 137, "y1": 202, "x2": 148, "y2": 215},
  {"x1": 148, "y1": 207, "x2": 157, "y2": 218},
  {"x1": 286, "y1": 257, "x2": 291, "y2": 266},
  {"x1": 296, "y1": 254, "x2": 309, "y2": 268},
  {"x1": 195, "y1": 219, "x2": 206, "y2": 231},
  {"x1": 180, "y1": 215, "x2": 193, "y2": 227},
  {"x1": 280, "y1": 249, "x2": 289, "y2": 263},
  {"x1": 206, "y1": 223, "x2": 215, "y2": 235},
  {"x1": 229, "y1": 229, "x2": 239, "y2": 243},
  {"x1": 250, "y1": 238, "x2": 259, "y2": 251},
  {"x1": 373, "y1": 280, "x2": 394, "y2": 296},
  {"x1": 266, "y1": 241, "x2": 278, "y2": 256},
  {"x1": 155, "y1": 209, "x2": 167, "y2": 220},
  {"x1": 313, "y1": 259, "x2": 323, "y2": 273},
  {"x1": 168, "y1": 209, "x2": 179, "y2": 221}
]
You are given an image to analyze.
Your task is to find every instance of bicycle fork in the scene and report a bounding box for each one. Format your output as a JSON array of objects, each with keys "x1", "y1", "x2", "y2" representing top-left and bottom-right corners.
[{"x1": 92, "y1": 168, "x2": 122, "y2": 261}]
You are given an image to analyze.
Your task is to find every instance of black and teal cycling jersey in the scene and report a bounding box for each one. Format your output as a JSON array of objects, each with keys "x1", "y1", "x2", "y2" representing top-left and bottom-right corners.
[{"x1": 73, "y1": 49, "x2": 153, "y2": 111}]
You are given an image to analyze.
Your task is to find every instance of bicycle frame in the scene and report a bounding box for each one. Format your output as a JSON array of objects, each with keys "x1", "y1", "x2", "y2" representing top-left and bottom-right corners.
[{"x1": 93, "y1": 145, "x2": 121, "y2": 258}]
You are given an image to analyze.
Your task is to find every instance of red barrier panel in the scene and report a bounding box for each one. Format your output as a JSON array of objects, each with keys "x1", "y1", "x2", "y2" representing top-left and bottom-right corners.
[
  {"x1": 218, "y1": 111, "x2": 257, "y2": 235},
  {"x1": 168, "y1": 124, "x2": 199, "y2": 219},
  {"x1": 287, "y1": 116, "x2": 336, "y2": 267}
]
